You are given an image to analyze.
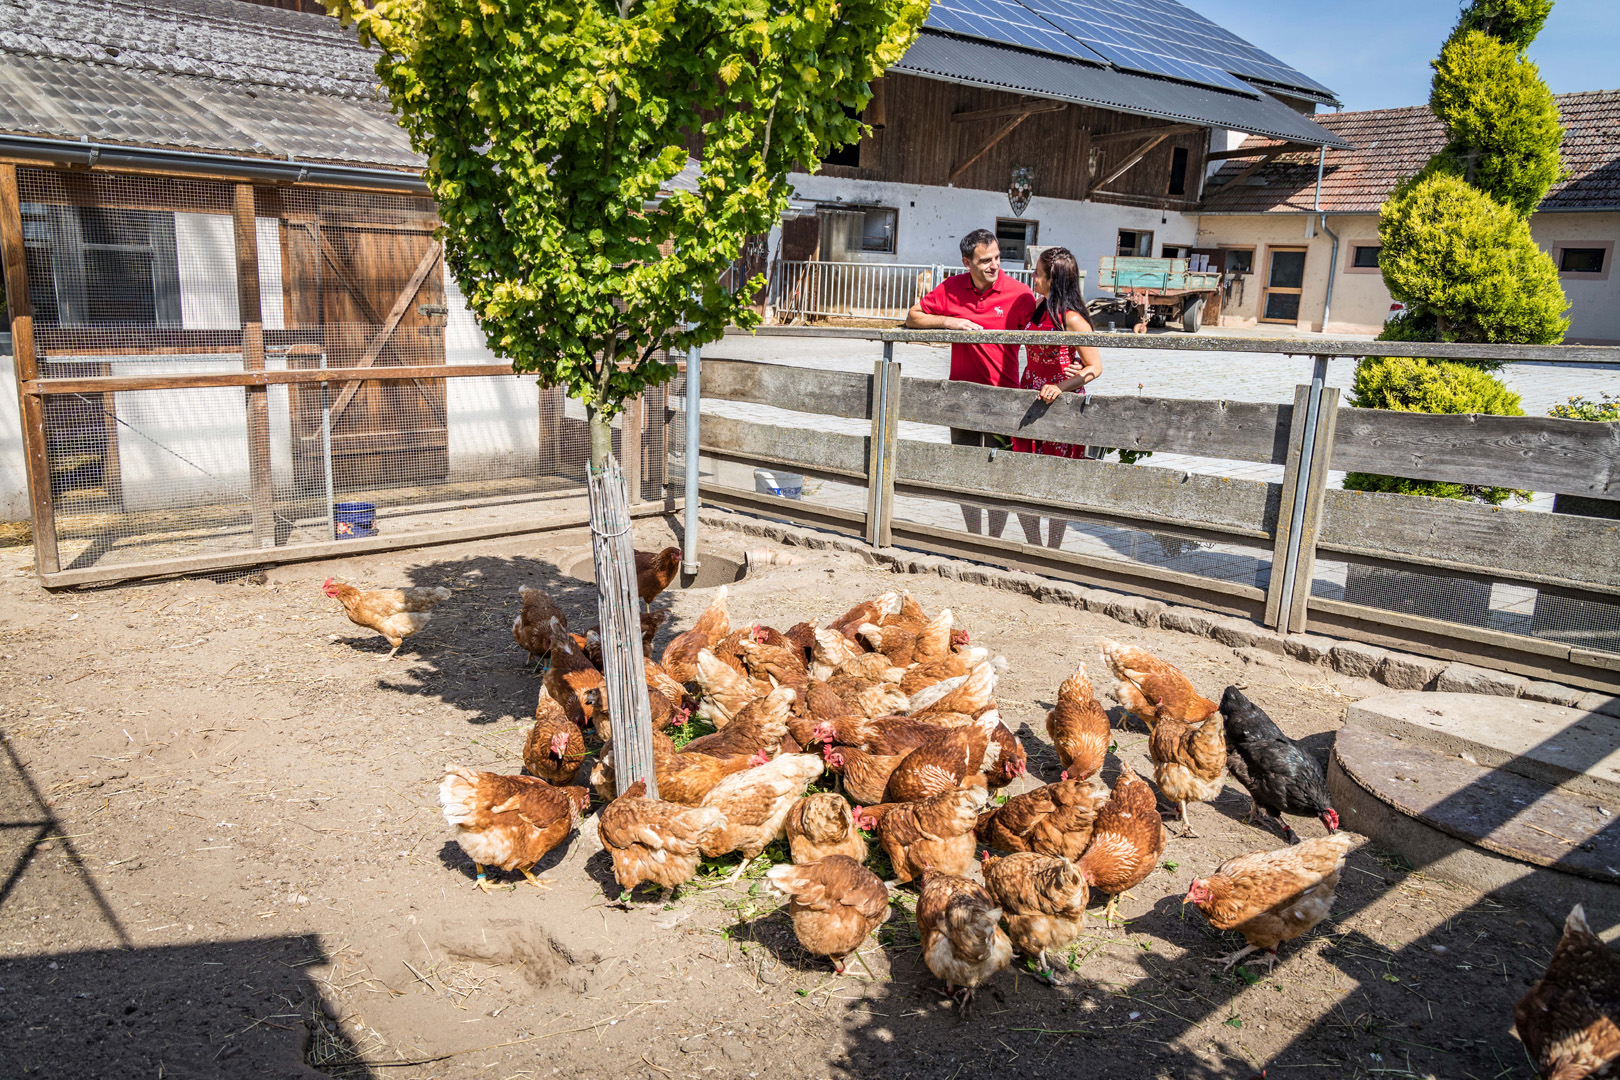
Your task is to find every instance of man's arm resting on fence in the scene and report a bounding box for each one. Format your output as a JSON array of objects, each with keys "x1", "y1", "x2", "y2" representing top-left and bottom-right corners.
[{"x1": 905, "y1": 304, "x2": 980, "y2": 332}]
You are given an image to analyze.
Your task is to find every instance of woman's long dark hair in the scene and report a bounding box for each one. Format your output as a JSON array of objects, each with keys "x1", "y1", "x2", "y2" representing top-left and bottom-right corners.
[{"x1": 1035, "y1": 247, "x2": 1090, "y2": 331}]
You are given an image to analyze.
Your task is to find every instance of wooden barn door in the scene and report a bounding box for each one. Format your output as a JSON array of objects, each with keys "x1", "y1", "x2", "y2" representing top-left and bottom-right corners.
[{"x1": 310, "y1": 207, "x2": 447, "y2": 494}]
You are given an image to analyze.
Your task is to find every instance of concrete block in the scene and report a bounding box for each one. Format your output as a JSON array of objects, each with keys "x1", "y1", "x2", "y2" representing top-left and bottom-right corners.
[
  {"x1": 959, "y1": 566, "x2": 996, "y2": 586},
  {"x1": 1036, "y1": 581, "x2": 1087, "y2": 608},
  {"x1": 1106, "y1": 595, "x2": 1165, "y2": 628},
  {"x1": 998, "y1": 571, "x2": 1046, "y2": 599},
  {"x1": 1330, "y1": 640, "x2": 1387, "y2": 678},
  {"x1": 1578, "y1": 693, "x2": 1620, "y2": 719},
  {"x1": 1375, "y1": 653, "x2": 1444, "y2": 691},
  {"x1": 1211, "y1": 617, "x2": 1282, "y2": 653},
  {"x1": 1159, "y1": 606, "x2": 1222, "y2": 638},
  {"x1": 1083, "y1": 590, "x2": 1121, "y2": 615},
  {"x1": 1435, "y1": 662, "x2": 1524, "y2": 698},
  {"x1": 1284, "y1": 634, "x2": 1336, "y2": 665},
  {"x1": 1521, "y1": 681, "x2": 1587, "y2": 709}
]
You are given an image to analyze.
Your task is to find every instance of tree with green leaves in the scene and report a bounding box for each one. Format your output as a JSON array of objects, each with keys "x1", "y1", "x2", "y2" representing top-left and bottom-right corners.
[{"x1": 1348, "y1": 0, "x2": 1568, "y2": 503}]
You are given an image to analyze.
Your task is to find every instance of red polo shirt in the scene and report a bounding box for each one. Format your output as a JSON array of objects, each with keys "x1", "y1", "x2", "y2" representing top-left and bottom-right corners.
[{"x1": 918, "y1": 271, "x2": 1038, "y2": 387}]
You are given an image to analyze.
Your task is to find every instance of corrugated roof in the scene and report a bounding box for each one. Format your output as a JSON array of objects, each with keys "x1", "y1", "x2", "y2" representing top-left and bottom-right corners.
[
  {"x1": 1202, "y1": 90, "x2": 1620, "y2": 213},
  {"x1": 894, "y1": 31, "x2": 1349, "y2": 149}
]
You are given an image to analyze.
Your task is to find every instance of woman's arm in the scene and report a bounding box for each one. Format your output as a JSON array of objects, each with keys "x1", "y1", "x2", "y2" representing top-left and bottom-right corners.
[{"x1": 1039, "y1": 310, "x2": 1103, "y2": 401}]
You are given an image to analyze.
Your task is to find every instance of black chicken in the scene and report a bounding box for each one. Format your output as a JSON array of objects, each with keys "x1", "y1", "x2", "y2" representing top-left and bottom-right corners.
[{"x1": 1220, "y1": 686, "x2": 1338, "y2": 844}]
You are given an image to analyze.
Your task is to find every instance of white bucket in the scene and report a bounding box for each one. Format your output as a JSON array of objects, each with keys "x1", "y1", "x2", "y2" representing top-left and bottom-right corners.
[{"x1": 754, "y1": 468, "x2": 804, "y2": 500}]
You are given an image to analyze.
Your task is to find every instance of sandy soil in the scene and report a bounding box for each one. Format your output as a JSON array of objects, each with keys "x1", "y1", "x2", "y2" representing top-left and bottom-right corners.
[{"x1": 0, "y1": 516, "x2": 1557, "y2": 1079}]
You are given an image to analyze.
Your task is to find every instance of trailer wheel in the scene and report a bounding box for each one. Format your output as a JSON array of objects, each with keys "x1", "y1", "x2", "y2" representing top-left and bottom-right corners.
[{"x1": 1181, "y1": 297, "x2": 1204, "y2": 334}]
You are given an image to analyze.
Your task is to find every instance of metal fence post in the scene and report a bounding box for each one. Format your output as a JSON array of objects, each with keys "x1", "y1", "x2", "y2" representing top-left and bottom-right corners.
[
  {"x1": 1266, "y1": 356, "x2": 1332, "y2": 635},
  {"x1": 864, "y1": 341, "x2": 901, "y2": 548},
  {"x1": 681, "y1": 333, "x2": 702, "y2": 575}
]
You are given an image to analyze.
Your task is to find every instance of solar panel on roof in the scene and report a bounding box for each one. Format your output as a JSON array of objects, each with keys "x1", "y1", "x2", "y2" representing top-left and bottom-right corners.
[{"x1": 925, "y1": 0, "x2": 1109, "y2": 65}]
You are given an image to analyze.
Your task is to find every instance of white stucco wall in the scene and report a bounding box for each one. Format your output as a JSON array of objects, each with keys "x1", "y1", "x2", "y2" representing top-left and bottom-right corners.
[
  {"x1": 172, "y1": 213, "x2": 286, "y2": 330},
  {"x1": 0, "y1": 339, "x2": 27, "y2": 521},
  {"x1": 785, "y1": 173, "x2": 1198, "y2": 302},
  {"x1": 443, "y1": 269, "x2": 541, "y2": 482},
  {"x1": 1530, "y1": 212, "x2": 1620, "y2": 345}
]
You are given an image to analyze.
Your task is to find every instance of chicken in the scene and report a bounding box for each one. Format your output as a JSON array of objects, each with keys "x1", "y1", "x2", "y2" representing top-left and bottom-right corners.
[
  {"x1": 884, "y1": 710, "x2": 1002, "y2": 804},
  {"x1": 1221, "y1": 686, "x2": 1339, "y2": 843},
  {"x1": 916, "y1": 868, "x2": 1013, "y2": 1013},
  {"x1": 635, "y1": 546, "x2": 683, "y2": 605},
  {"x1": 1078, "y1": 761, "x2": 1166, "y2": 924},
  {"x1": 783, "y1": 620, "x2": 818, "y2": 662},
  {"x1": 512, "y1": 585, "x2": 567, "y2": 668},
  {"x1": 822, "y1": 744, "x2": 906, "y2": 807},
  {"x1": 788, "y1": 680, "x2": 856, "y2": 746},
  {"x1": 900, "y1": 651, "x2": 988, "y2": 696},
  {"x1": 833, "y1": 652, "x2": 905, "y2": 683},
  {"x1": 698, "y1": 753, "x2": 826, "y2": 882},
  {"x1": 598, "y1": 779, "x2": 728, "y2": 901},
  {"x1": 581, "y1": 610, "x2": 668, "y2": 666},
  {"x1": 982, "y1": 852, "x2": 1089, "y2": 980},
  {"x1": 681, "y1": 687, "x2": 795, "y2": 760},
  {"x1": 828, "y1": 591, "x2": 901, "y2": 640},
  {"x1": 976, "y1": 776, "x2": 1108, "y2": 861},
  {"x1": 826, "y1": 677, "x2": 909, "y2": 720},
  {"x1": 857, "y1": 621, "x2": 919, "y2": 667},
  {"x1": 543, "y1": 617, "x2": 605, "y2": 730},
  {"x1": 876, "y1": 785, "x2": 989, "y2": 884},
  {"x1": 1515, "y1": 904, "x2": 1620, "y2": 1080},
  {"x1": 910, "y1": 661, "x2": 998, "y2": 718},
  {"x1": 645, "y1": 659, "x2": 690, "y2": 716},
  {"x1": 1149, "y1": 708, "x2": 1227, "y2": 838},
  {"x1": 523, "y1": 694, "x2": 588, "y2": 786},
  {"x1": 766, "y1": 855, "x2": 891, "y2": 974},
  {"x1": 783, "y1": 793, "x2": 869, "y2": 865},
  {"x1": 439, "y1": 767, "x2": 588, "y2": 892},
  {"x1": 1183, "y1": 832, "x2": 1354, "y2": 971},
  {"x1": 985, "y1": 720, "x2": 1027, "y2": 790},
  {"x1": 661, "y1": 586, "x2": 730, "y2": 684},
  {"x1": 322, "y1": 578, "x2": 451, "y2": 659},
  {"x1": 1046, "y1": 663, "x2": 1111, "y2": 783},
  {"x1": 738, "y1": 632, "x2": 809, "y2": 692},
  {"x1": 695, "y1": 647, "x2": 770, "y2": 726},
  {"x1": 862, "y1": 608, "x2": 954, "y2": 667},
  {"x1": 1100, "y1": 638, "x2": 1217, "y2": 732},
  {"x1": 811, "y1": 627, "x2": 864, "y2": 679},
  {"x1": 591, "y1": 738, "x2": 761, "y2": 806},
  {"x1": 815, "y1": 715, "x2": 942, "y2": 757}
]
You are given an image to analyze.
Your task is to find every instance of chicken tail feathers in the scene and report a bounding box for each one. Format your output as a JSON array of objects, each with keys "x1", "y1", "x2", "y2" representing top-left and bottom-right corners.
[{"x1": 439, "y1": 766, "x2": 482, "y2": 826}]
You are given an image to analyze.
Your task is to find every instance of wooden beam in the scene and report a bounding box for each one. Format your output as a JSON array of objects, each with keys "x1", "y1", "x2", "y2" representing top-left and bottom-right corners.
[
  {"x1": 1094, "y1": 132, "x2": 1171, "y2": 191},
  {"x1": 949, "y1": 113, "x2": 1032, "y2": 183},
  {"x1": 1207, "y1": 142, "x2": 1295, "y2": 162},
  {"x1": 233, "y1": 184, "x2": 276, "y2": 549},
  {"x1": 1207, "y1": 148, "x2": 1284, "y2": 191},
  {"x1": 0, "y1": 164, "x2": 59, "y2": 574},
  {"x1": 326, "y1": 241, "x2": 444, "y2": 423},
  {"x1": 1089, "y1": 123, "x2": 1201, "y2": 145},
  {"x1": 23, "y1": 363, "x2": 513, "y2": 395},
  {"x1": 951, "y1": 99, "x2": 1068, "y2": 125},
  {"x1": 305, "y1": 224, "x2": 387, "y2": 325}
]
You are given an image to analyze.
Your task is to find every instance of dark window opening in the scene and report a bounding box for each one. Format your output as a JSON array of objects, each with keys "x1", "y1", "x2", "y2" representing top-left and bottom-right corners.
[
  {"x1": 1117, "y1": 229, "x2": 1153, "y2": 257},
  {"x1": 1167, "y1": 146, "x2": 1189, "y2": 196},
  {"x1": 860, "y1": 207, "x2": 897, "y2": 254},
  {"x1": 996, "y1": 219, "x2": 1037, "y2": 264},
  {"x1": 1560, "y1": 248, "x2": 1606, "y2": 274},
  {"x1": 22, "y1": 204, "x2": 180, "y2": 327},
  {"x1": 1352, "y1": 245, "x2": 1381, "y2": 269},
  {"x1": 822, "y1": 104, "x2": 863, "y2": 168},
  {"x1": 1224, "y1": 248, "x2": 1255, "y2": 274}
]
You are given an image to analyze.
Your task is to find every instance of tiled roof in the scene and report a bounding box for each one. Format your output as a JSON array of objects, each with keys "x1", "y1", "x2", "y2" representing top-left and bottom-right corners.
[
  {"x1": 0, "y1": 0, "x2": 420, "y2": 168},
  {"x1": 1202, "y1": 90, "x2": 1620, "y2": 214}
]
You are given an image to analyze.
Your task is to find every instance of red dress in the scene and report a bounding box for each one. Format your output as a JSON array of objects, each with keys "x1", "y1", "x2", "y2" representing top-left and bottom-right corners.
[{"x1": 1011, "y1": 307, "x2": 1093, "y2": 459}]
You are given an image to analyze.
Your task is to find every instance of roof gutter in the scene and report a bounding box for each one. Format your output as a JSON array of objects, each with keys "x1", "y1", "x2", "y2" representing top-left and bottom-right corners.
[
  {"x1": 0, "y1": 132, "x2": 429, "y2": 195},
  {"x1": 1314, "y1": 146, "x2": 1341, "y2": 333}
]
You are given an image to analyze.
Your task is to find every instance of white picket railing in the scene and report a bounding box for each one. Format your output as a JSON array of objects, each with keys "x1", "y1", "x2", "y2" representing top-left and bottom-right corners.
[{"x1": 760, "y1": 260, "x2": 1037, "y2": 322}]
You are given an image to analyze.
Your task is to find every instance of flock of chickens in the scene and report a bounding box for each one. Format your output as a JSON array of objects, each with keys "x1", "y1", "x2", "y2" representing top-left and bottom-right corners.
[{"x1": 321, "y1": 550, "x2": 1620, "y2": 1075}]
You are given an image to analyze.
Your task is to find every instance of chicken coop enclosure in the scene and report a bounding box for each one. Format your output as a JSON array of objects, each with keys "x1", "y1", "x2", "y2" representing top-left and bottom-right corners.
[{"x1": 1, "y1": 164, "x2": 669, "y2": 586}]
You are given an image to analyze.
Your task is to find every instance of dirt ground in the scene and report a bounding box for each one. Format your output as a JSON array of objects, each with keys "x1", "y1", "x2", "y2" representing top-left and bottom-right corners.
[{"x1": 0, "y1": 516, "x2": 1559, "y2": 1079}]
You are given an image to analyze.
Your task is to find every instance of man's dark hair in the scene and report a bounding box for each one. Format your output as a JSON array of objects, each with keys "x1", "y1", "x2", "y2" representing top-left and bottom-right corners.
[{"x1": 959, "y1": 228, "x2": 997, "y2": 259}]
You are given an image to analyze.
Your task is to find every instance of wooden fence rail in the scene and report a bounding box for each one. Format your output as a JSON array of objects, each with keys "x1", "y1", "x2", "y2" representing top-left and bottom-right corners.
[{"x1": 677, "y1": 334, "x2": 1620, "y2": 694}]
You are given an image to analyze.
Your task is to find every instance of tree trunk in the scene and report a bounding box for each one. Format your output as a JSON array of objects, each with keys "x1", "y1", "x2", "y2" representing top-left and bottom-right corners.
[{"x1": 585, "y1": 402, "x2": 659, "y2": 799}]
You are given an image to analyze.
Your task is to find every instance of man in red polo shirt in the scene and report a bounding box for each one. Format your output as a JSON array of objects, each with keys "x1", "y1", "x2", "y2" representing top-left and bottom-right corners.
[{"x1": 907, "y1": 228, "x2": 1037, "y2": 537}]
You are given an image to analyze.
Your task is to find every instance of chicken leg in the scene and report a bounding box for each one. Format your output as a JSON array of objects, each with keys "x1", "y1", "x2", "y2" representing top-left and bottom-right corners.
[
  {"x1": 473, "y1": 863, "x2": 496, "y2": 893},
  {"x1": 723, "y1": 855, "x2": 756, "y2": 885},
  {"x1": 519, "y1": 867, "x2": 552, "y2": 891},
  {"x1": 1177, "y1": 799, "x2": 1199, "y2": 839},
  {"x1": 1210, "y1": 944, "x2": 1278, "y2": 972}
]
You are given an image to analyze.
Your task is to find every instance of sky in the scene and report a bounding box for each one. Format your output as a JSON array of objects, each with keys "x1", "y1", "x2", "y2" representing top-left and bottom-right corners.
[{"x1": 1183, "y1": 0, "x2": 1620, "y2": 111}]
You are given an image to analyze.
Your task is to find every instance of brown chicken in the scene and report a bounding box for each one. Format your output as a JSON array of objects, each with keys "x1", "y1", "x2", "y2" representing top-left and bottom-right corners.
[
  {"x1": 523, "y1": 694, "x2": 588, "y2": 786},
  {"x1": 439, "y1": 767, "x2": 588, "y2": 891},
  {"x1": 824, "y1": 672, "x2": 910, "y2": 719},
  {"x1": 1047, "y1": 663, "x2": 1112, "y2": 782},
  {"x1": 784, "y1": 793, "x2": 869, "y2": 865},
  {"x1": 877, "y1": 785, "x2": 990, "y2": 883},
  {"x1": 885, "y1": 710, "x2": 1003, "y2": 804},
  {"x1": 811, "y1": 712, "x2": 931, "y2": 752},
  {"x1": 783, "y1": 620, "x2": 818, "y2": 661},
  {"x1": 581, "y1": 610, "x2": 668, "y2": 666},
  {"x1": 635, "y1": 546, "x2": 683, "y2": 605},
  {"x1": 1184, "y1": 832, "x2": 1354, "y2": 971},
  {"x1": 598, "y1": 779, "x2": 728, "y2": 901},
  {"x1": 900, "y1": 651, "x2": 986, "y2": 696},
  {"x1": 982, "y1": 852, "x2": 1089, "y2": 979},
  {"x1": 833, "y1": 651, "x2": 905, "y2": 683},
  {"x1": 828, "y1": 591, "x2": 901, "y2": 641},
  {"x1": 1078, "y1": 761, "x2": 1166, "y2": 923},
  {"x1": 542, "y1": 616, "x2": 605, "y2": 730},
  {"x1": 1150, "y1": 708, "x2": 1227, "y2": 837},
  {"x1": 738, "y1": 632, "x2": 809, "y2": 692},
  {"x1": 645, "y1": 659, "x2": 690, "y2": 715},
  {"x1": 681, "y1": 687, "x2": 795, "y2": 759},
  {"x1": 811, "y1": 627, "x2": 865, "y2": 679},
  {"x1": 985, "y1": 720, "x2": 1027, "y2": 790},
  {"x1": 323, "y1": 578, "x2": 452, "y2": 659},
  {"x1": 661, "y1": 586, "x2": 730, "y2": 685},
  {"x1": 1100, "y1": 638, "x2": 1217, "y2": 732},
  {"x1": 590, "y1": 738, "x2": 762, "y2": 806},
  {"x1": 766, "y1": 855, "x2": 891, "y2": 974},
  {"x1": 975, "y1": 776, "x2": 1109, "y2": 862},
  {"x1": 698, "y1": 753, "x2": 826, "y2": 882},
  {"x1": 916, "y1": 867, "x2": 1013, "y2": 1012},
  {"x1": 861, "y1": 608, "x2": 954, "y2": 667},
  {"x1": 910, "y1": 660, "x2": 998, "y2": 718},
  {"x1": 822, "y1": 744, "x2": 906, "y2": 806},
  {"x1": 512, "y1": 585, "x2": 567, "y2": 668},
  {"x1": 695, "y1": 647, "x2": 772, "y2": 727},
  {"x1": 1515, "y1": 904, "x2": 1620, "y2": 1080}
]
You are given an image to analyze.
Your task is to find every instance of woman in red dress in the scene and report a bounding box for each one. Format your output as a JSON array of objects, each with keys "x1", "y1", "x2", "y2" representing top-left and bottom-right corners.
[{"x1": 1014, "y1": 246, "x2": 1103, "y2": 549}]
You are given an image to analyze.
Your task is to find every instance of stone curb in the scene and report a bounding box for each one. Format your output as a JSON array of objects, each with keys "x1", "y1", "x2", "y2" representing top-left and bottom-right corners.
[{"x1": 696, "y1": 507, "x2": 1620, "y2": 718}]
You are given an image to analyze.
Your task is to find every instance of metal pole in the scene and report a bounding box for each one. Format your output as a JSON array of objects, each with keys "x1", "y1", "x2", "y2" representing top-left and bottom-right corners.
[
  {"x1": 682, "y1": 326, "x2": 702, "y2": 576},
  {"x1": 1274, "y1": 355, "x2": 1330, "y2": 634},
  {"x1": 321, "y1": 351, "x2": 336, "y2": 542}
]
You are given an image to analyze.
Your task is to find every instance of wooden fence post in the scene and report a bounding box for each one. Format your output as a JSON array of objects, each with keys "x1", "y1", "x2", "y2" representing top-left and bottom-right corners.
[
  {"x1": 1285, "y1": 386, "x2": 1338, "y2": 634},
  {"x1": 622, "y1": 393, "x2": 644, "y2": 506},
  {"x1": 1264, "y1": 357, "x2": 1332, "y2": 635},
  {"x1": 864, "y1": 342, "x2": 900, "y2": 548},
  {"x1": 232, "y1": 185, "x2": 275, "y2": 549},
  {"x1": 1264, "y1": 383, "x2": 1312, "y2": 631},
  {"x1": 0, "y1": 165, "x2": 60, "y2": 575}
]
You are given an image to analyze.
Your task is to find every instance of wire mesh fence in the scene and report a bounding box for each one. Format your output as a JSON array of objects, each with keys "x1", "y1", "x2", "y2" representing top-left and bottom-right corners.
[{"x1": 11, "y1": 166, "x2": 666, "y2": 582}]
